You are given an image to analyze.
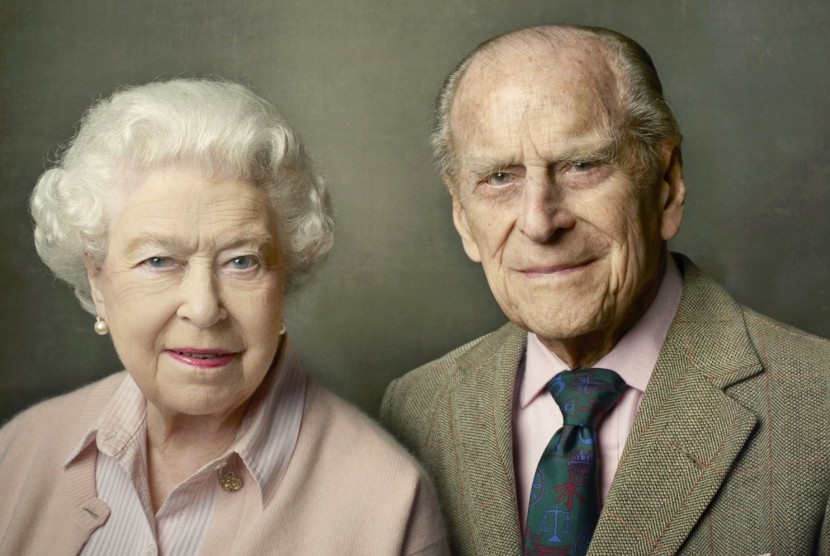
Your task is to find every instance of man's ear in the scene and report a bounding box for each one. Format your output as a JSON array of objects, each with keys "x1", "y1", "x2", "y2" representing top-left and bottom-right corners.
[
  {"x1": 83, "y1": 254, "x2": 107, "y2": 318},
  {"x1": 657, "y1": 143, "x2": 686, "y2": 241},
  {"x1": 450, "y1": 195, "x2": 482, "y2": 263}
]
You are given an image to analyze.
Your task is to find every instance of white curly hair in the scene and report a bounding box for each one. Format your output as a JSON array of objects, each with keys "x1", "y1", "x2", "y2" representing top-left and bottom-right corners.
[{"x1": 30, "y1": 78, "x2": 334, "y2": 314}]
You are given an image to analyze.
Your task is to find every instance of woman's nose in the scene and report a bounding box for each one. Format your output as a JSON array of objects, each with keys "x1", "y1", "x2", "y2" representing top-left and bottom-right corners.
[{"x1": 176, "y1": 264, "x2": 227, "y2": 327}]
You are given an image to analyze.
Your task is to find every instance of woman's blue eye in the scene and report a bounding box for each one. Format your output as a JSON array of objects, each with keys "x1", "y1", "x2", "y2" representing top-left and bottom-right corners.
[
  {"x1": 144, "y1": 256, "x2": 174, "y2": 268},
  {"x1": 572, "y1": 162, "x2": 595, "y2": 171},
  {"x1": 230, "y1": 255, "x2": 259, "y2": 269}
]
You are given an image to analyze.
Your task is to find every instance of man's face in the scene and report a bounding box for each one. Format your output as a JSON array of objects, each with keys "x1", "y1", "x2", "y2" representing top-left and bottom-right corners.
[{"x1": 449, "y1": 44, "x2": 685, "y2": 362}]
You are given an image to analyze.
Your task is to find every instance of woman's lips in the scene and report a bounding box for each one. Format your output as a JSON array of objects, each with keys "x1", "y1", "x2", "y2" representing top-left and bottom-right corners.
[{"x1": 166, "y1": 348, "x2": 237, "y2": 368}]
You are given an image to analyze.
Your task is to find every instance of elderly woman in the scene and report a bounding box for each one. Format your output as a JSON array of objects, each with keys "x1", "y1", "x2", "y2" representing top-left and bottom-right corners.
[{"x1": 0, "y1": 79, "x2": 447, "y2": 555}]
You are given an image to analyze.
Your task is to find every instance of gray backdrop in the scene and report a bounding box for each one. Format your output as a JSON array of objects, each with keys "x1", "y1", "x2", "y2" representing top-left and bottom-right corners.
[{"x1": 2, "y1": 0, "x2": 828, "y2": 423}]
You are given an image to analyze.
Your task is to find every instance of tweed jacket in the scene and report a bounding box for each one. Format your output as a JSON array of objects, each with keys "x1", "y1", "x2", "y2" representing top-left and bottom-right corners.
[{"x1": 381, "y1": 256, "x2": 830, "y2": 555}]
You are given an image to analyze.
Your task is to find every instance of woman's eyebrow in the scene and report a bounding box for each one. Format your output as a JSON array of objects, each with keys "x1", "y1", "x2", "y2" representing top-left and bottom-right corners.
[
  {"x1": 123, "y1": 231, "x2": 275, "y2": 254},
  {"x1": 123, "y1": 234, "x2": 181, "y2": 254}
]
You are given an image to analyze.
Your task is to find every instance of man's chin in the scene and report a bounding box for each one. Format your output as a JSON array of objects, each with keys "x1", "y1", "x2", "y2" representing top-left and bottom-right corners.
[
  {"x1": 518, "y1": 316, "x2": 603, "y2": 344},
  {"x1": 505, "y1": 292, "x2": 606, "y2": 331}
]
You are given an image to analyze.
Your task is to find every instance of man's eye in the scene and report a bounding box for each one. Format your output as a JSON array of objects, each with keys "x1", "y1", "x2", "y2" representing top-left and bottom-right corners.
[
  {"x1": 229, "y1": 255, "x2": 259, "y2": 270},
  {"x1": 143, "y1": 256, "x2": 174, "y2": 269},
  {"x1": 571, "y1": 162, "x2": 595, "y2": 172},
  {"x1": 486, "y1": 171, "x2": 513, "y2": 186}
]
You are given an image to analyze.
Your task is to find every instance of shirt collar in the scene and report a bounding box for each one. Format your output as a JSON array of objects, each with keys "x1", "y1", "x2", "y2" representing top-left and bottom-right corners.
[
  {"x1": 231, "y1": 338, "x2": 306, "y2": 504},
  {"x1": 65, "y1": 337, "x2": 307, "y2": 507},
  {"x1": 520, "y1": 256, "x2": 683, "y2": 408},
  {"x1": 64, "y1": 373, "x2": 146, "y2": 466}
]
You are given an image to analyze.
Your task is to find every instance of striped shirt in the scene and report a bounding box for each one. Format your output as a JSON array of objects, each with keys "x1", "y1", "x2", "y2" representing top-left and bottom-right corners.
[{"x1": 64, "y1": 341, "x2": 306, "y2": 556}]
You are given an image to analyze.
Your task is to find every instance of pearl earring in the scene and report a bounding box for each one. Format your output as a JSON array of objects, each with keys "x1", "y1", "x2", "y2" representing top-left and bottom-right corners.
[
  {"x1": 94, "y1": 317, "x2": 109, "y2": 336},
  {"x1": 279, "y1": 322, "x2": 287, "y2": 335}
]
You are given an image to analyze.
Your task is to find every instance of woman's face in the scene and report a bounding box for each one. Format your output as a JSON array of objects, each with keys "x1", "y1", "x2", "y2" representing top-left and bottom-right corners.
[{"x1": 87, "y1": 166, "x2": 285, "y2": 421}]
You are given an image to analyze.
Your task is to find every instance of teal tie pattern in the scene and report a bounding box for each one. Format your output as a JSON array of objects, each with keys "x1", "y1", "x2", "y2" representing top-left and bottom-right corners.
[{"x1": 523, "y1": 368, "x2": 626, "y2": 556}]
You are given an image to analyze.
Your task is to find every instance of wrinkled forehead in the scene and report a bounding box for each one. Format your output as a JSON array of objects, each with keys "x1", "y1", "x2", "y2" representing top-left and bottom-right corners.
[{"x1": 450, "y1": 38, "x2": 623, "y2": 145}]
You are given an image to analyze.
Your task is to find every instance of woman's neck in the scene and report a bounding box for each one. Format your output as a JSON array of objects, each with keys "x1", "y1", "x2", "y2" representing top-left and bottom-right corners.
[{"x1": 144, "y1": 402, "x2": 248, "y2": 513}]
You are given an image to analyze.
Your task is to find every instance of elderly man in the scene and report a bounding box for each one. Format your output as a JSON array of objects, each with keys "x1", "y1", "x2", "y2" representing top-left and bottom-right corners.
[{"x1": 381, "y1": 24, "x2": 830, "y2": 556}]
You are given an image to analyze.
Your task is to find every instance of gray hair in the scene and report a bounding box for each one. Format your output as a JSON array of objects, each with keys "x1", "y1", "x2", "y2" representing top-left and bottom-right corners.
[
  {"x1": 31, "y1": 78, "x2": 334, "y2": 314},
  {"x1": 432, "y1": 25, "x2": 681, "y2": 189}
]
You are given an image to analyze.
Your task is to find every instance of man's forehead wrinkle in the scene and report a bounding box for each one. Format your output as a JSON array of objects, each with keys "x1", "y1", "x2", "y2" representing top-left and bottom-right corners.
[
  {"x1": 453, "y1": 36, "x2": 621, "y2": 115},
  {"x1": 455, "y1": 76, "x2": 615, "y2": 141}
]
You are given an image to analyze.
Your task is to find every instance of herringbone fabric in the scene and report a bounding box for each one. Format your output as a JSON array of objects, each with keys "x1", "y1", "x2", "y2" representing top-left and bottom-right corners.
[
  {"x1": 381, "y1": 254, "x2": 830, "y2": 556},
  {"x1": 524, "y1": 370, "x2": 626, "y2": 555}
]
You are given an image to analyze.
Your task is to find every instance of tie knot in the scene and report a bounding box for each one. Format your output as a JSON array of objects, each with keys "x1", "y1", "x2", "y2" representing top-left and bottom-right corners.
[{"x1": 546, "y1": 368, "x2": 626, "y2": 429}]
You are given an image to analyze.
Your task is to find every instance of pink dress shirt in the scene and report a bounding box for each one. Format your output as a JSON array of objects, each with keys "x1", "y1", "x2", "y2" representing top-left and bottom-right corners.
[{"x1": 513, "y1": 258, "x2": 683, "y2": 532}]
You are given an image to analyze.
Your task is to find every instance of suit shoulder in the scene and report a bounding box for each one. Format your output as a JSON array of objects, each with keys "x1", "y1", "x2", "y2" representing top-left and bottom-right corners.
[
  {"x1": 385, "y1": 323, "x2": 520, "y2": 407},
  {"x1": 392, "y1": 334, "x2": 489, "y2": 394},
  {"x1": 380, "y1": 323, "x2": 523, "y2": 441},
  {"x1": 742, "y1": 307, "x2": 830, "y2": 370}
]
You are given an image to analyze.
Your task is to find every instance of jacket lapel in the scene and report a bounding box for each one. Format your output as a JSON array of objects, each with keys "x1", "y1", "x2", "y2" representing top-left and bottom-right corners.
[
  {"x1": 589, "y1": 257, "x2": 764, "y2": 555},
  {"x1": 451, "y1": 323, "x2": 526, "y2": 555}
]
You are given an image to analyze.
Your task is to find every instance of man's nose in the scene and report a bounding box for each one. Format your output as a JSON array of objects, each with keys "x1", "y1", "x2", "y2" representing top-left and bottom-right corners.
[
  {"x1": 177, "y1": 264, "x2": 227, "y2": 328},
  {"x1": 518, "y1": 173, "x2": 574, "y2": 243}
]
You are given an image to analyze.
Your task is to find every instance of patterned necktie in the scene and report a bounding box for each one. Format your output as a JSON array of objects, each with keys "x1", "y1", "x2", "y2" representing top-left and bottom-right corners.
[{"x1": 523, "y1": 368, "x2": 626, "y2": 556}]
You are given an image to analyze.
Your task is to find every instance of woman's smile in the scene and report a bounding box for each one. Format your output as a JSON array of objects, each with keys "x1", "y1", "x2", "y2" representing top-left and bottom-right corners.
[{"x1": 165, "y1": 348, "x2": 239, "y2": 369}]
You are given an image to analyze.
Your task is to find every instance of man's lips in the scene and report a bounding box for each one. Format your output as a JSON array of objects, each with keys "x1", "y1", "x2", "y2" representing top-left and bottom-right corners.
[
  {"x1": 519, "y1": 259, "x2": 594, "y2": 276},
  {"x1": 166, "y1": 348, "x2": 238, "y2": 368}
]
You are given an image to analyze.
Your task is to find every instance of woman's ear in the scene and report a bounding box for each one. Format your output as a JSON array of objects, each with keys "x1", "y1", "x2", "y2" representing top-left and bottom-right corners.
[{"x1": 83, "y1": 253, "x2": 107, "y2": 318}]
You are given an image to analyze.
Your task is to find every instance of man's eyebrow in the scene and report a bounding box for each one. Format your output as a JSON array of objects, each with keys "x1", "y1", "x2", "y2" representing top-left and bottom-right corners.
[
  {"x1": 463, "y1": 156, "x2": 521, "y2": 178},
  {"x1": 462, "y1": 138, "x2": 620, "y2": 177},
  {"x1": 556, "y1": 138, "x2": 619, "y2": 162}
]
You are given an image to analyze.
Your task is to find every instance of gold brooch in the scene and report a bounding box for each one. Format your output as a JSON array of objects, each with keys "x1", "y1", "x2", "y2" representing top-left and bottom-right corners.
[{"x1": 218, "y1": 470, "x2": 243, "y2": 492}]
